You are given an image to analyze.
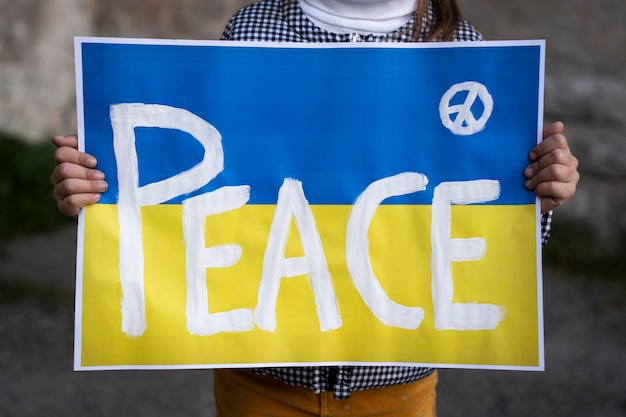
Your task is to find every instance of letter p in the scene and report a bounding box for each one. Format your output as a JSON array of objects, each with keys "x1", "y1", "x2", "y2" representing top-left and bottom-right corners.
[{"x1": 110, "y1": 103, "x2": 224, "y2": 337}]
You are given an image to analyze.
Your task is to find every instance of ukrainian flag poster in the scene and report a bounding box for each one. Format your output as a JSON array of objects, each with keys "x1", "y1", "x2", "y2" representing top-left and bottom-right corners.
[{"x1": 74, "y1": 38, "x2": 545, "y2": 371}]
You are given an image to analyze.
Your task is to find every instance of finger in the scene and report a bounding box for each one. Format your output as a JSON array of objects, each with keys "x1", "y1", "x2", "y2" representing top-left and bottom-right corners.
[
  {"x1": 535, "y1": 181, "x2": 578, "y2": 213},
  {"x1": 52, "y1": 176, "x2": 107, "y2": 217},
  {"x1": 54, "y1": 145, "x2": 98, "y2": 169},
  {"x1": 57, "y1": 193, "x2": 102, "y2": 218},
  {"x1": 529, "y1": 131, "x2": 569, "y2": 162},
  {"x1": 542, "y1": 121, "x2": 564, "y2": 139},
  {"x1": 525, "y1": 161, "x2": 580, "y2": 191},
  {"x1": 52, "y1": 177, "x2": 108, "y2": 202},
  {"x1": 51, "y1": 161, "x2": 104, "y2": 186},
  {"x1": 51, "y1": 135, "x2": 79, "y2": 149},
  {"x1": 525, "y1": 146, "x2": 578, "y2": 179},
  {"x1": 530, "y1": 121, "x2": 566, "y2": 162}
]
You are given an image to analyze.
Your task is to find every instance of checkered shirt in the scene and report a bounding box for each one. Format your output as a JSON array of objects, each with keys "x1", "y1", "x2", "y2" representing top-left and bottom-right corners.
[
  {"x1": 220, "y1": 0, "x2": 553, "y2": 400},
  {"x1": 221, "y1": 0, "x2": 483, "y2": 43}
]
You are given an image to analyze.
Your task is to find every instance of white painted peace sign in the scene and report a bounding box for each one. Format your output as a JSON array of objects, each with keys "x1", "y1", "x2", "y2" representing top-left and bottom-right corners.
[{"x1": 439, "y1": 81, "x2": 493, "y2": 136}]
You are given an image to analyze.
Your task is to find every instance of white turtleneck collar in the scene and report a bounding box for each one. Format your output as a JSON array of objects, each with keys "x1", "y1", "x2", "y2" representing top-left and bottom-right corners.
[{"x1": 297, "y1": 0, "x2": 417, "y2": 35}]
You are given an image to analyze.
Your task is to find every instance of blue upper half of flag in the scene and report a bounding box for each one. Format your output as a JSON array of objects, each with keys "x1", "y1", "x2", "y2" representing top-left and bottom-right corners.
[{"x1": 79, "y1": 41, "x2": 543, "y2": 205}]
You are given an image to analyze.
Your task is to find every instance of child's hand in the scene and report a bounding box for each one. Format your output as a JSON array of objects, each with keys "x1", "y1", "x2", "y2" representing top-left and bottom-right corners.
[
  {"x1": 50, "y1": 135, "x2": 108, "y2": 217},
  {"x1": 524, "y1": 122, "x2": 579, "y2": 213}
]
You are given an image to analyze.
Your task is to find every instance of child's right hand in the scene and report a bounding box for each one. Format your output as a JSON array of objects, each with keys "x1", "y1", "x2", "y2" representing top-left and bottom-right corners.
[{"x1": 50, "y1": 135, "x2": 108, "y2": 217}]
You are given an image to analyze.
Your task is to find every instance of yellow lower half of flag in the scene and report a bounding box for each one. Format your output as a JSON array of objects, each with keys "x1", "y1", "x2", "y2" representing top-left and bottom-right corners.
[{"x1": 79, "y1": 203, "x2": 539, "y2": 368}]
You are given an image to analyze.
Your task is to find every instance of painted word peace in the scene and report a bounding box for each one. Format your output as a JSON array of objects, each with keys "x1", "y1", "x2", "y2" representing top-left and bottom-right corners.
[{"x1": 111, "y1": 103, "x2": 505, "y2": 339}]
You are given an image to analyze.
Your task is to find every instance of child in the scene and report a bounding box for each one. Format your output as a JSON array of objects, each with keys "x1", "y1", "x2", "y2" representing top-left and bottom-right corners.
[{"x1": 51, "y1": 0, "x2": 579, "y2": 415}]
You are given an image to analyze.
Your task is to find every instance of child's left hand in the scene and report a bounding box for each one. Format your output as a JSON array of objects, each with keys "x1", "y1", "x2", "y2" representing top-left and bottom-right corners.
[{"x1": 524, "y1": 121, "x2": 579, "y2": 213}]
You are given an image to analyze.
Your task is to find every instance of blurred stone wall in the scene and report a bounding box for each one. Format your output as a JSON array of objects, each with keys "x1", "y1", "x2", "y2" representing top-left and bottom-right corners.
[
  {"x1": 0, "y1": 0, "x2": 251, "y2": 141},
  {"x1": 0, "y1": 0, "x2": 89, "y2": 141},
  {"x1": 1, "y1": 0, "x2": 624, "y2": 253}
]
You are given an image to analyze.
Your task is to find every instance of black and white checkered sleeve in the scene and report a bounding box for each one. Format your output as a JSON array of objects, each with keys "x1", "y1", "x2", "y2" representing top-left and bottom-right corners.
[{"x1": 541, "y1": 211, "x2": 552, "y2": 247}]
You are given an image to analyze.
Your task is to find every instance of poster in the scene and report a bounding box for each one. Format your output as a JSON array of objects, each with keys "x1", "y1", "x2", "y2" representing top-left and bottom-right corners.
[{"x1": 74, "y1": 38, "x2": 545, "y2": 371}]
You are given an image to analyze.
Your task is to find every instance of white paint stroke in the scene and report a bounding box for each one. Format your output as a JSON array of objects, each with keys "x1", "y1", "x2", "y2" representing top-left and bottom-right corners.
[
  {"x1": 183, "y1": 186, "x2": 254, "y2": 336},
  {"x1": 346, "y1": 172, "x2": 428, "y2": 330},
  {"x1": 439, "y1": 81, "x2": 493, "y2": 136},
  {"x1": 430, "y1": 179, "x2": 505, "y2": 330},
  {"x1": 111, "y1": 103, "x2": 224, "y2": 337},
  {"x1": 255, "y1": 178, "x2": 342, "y2": 333}
]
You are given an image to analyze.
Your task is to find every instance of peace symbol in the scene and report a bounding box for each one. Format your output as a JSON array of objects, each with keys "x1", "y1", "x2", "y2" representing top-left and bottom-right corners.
[{"x1": 439, "y1": 82, "x2": 493, "y2": 136}]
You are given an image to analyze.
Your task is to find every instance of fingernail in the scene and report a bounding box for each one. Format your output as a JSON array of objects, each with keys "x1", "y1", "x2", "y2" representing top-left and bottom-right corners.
[
  {"x1": 98, "y1": 181, "x2": 108, "y2": 192},
  {"x1": 87, "y1": 157, "x2": 97, "y2": 167},
  {"x1": 93, "y1": 171, "x2": 105, "y2": 180}
]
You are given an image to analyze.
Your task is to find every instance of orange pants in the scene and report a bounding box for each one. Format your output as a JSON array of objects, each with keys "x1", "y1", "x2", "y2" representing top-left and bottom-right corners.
[{"x1": 214, "y1": 369, "x2": 438, "y2": 417}]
